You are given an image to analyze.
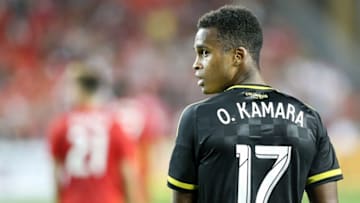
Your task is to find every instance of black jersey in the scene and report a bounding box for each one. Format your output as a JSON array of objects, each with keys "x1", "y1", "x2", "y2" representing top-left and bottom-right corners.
[{"x1": 167, "y1": 84, "x2": 343, "y2": 203}]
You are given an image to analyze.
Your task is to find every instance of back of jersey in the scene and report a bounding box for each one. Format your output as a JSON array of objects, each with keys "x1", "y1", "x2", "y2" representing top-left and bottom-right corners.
[
  {"x1": 49, "y1": 108, "x2": 135, "y2": 203},
  {"x1": 168, "y1": 85, "x2": 342, "y2": 203}
]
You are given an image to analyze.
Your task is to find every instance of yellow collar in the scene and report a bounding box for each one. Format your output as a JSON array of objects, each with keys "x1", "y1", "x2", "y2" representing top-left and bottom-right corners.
[{"x1": 225, "y1": 84, "x2": 274, "y2": 91}]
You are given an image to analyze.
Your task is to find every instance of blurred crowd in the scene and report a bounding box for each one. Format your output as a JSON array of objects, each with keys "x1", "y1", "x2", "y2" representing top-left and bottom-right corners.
[{"x1": 0, "y1": 0, "x2": 359, "y2": 150}]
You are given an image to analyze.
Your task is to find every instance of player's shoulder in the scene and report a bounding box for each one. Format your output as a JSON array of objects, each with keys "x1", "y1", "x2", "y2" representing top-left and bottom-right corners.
[
  {"x1": 49, "y1": 111, "x2": 69, "y2": 126},
  {"x1": 273, "y1": 89, "x2": 325, "y2": 129},
  {"x1": 47, "y1": 111, "x2": 70, "y2": 138},
  {"x1": 181, "y1": 97, "x2": 215, "y2": 114},
  {"x1": 273, "y1": 89, "x2": 319, "y2": 115},
  {"x1": 179, "y1": 95, "x2": 229, "y2": 124}
]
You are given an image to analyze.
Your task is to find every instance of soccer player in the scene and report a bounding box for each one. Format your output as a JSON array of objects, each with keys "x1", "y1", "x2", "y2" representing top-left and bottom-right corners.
[
  {"x1": 167, "y1": 5, "x2": 343, "y2": 203},
  {"x1": 48, "y1": 62, "x2": 143, "y2": 203}
]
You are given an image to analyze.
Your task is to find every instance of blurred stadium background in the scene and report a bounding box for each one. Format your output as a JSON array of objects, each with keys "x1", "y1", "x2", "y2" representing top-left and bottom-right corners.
[{"x1": 0, "y1": 0, "x2": 359, "y2": 202}]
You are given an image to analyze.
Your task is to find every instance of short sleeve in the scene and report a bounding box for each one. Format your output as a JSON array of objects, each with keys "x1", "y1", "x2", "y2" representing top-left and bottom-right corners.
[
  {"x1": 306, "y1": 114, "x2": 343, "y2": 189},
  {"x1": 48, "y1": 116, "x2": 67, "y2": 159},
  {"x1": 167, "y1": 105, "x2": 198, "y2": 192}
]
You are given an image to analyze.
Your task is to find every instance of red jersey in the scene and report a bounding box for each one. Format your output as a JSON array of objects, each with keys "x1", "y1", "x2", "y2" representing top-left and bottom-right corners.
[{"x1": 48, "y1": 107, "x2": 135, "y2": 203}]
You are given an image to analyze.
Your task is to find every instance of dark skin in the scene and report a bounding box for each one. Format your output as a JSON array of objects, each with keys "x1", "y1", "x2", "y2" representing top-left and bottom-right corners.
[
  {"x1": 307, "y1": 182, "x2": 340, "y2": 203},
  {"x1": 173, "y1": 27, "x2": 340, "y2": 203},
  {"x1": 193, "y1": 28, "x2": 265, "y2": 94}
]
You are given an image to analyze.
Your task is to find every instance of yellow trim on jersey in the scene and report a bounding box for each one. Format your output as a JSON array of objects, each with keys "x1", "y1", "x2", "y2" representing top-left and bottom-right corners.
[
  {"x1": 303, "y1": 102, "x2": 316, "y2": 111},
  {"x1": 167, "y1": 176, "x2": 198, "y2": 190},
  {"x1": 307, "y1": 169, "x2": 342, "y2": 185},
  {"x1": 226, "y1": 85, "x2": 274, "y2": 91}
]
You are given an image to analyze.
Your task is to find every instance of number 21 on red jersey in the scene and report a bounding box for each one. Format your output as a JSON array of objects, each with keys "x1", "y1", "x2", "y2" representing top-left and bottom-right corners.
[{"x1": 65, "y1": 123, "x2": 109, "y2": 177}]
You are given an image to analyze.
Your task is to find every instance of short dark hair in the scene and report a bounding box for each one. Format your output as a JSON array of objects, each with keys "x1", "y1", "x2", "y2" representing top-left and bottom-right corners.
[
  {"x1": 197, "y1": 5, "x2": 263, "y2": 64},
  {"x1": 76, "y1": 74, "x2": 100, "y2": 94},
  {"x1": 69, "y1": 63, "x2": 102, "y2": 95}
]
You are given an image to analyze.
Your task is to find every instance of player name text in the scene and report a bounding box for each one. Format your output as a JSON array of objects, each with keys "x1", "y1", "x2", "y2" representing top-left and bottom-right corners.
[{"x1": 217, "y1": 102, "x2": 304, "y2": 127}]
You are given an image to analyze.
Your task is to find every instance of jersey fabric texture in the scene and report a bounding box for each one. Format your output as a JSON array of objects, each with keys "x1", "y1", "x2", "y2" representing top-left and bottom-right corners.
[
  {"x1": 167, "y1": 84, "x2": 343, "y2": 203},
  {"x1": 49, "y1": 107, "x2": 136, "y2": 203}
]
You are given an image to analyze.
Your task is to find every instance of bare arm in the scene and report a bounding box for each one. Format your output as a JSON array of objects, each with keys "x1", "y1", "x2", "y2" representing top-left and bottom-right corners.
[
  {"x1": 306, "y1": 182, "x2": 339, "y2": 203},
  {"x1": 121, "y1": 159, "x2": 145, "y2": 203},
  {"x1": 172, "y1": 190, "x2": 196, "y2": 203},
  {"x1": 52, "y1": 160, "x2": 61, "y2": 203}
]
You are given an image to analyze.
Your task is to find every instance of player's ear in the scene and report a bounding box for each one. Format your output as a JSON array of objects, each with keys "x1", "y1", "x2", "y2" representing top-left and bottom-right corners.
[{"x1": 233, "y1": 47, "x2": 246, "y2": 66}]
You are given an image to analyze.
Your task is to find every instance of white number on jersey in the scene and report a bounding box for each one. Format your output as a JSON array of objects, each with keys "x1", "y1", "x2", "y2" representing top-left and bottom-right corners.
[
  {"x1": 65, "y1": 123, "x2": 109, "y2": 177},
  {"x1": 236, "y1": 145, "x2": 292, "y2": 203}
]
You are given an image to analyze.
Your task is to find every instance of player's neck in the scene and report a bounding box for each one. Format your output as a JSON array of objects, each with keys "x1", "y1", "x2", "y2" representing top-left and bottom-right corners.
[
  {"x1": 234, "y1": 68, "x2": 267, "y2": 86},
  {"x1": 244, "y1": 71, "x2": 266, "y2": 85},
  {"x1": 75, "y1": 94, "x2": 100, "y2": 109}
]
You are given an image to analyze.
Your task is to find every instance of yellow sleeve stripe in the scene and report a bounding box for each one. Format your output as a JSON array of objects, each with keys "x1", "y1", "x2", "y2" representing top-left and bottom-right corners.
[
  {"x1": 167, "y1": 176, "x2": 198, "y2": 190},
  {"x1": 307, "y1": 169, "x2": 342, "y2": 185}
]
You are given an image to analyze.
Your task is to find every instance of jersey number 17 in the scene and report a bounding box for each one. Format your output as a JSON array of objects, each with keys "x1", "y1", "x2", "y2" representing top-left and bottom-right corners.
[{"x1": 236, "y1": 145, "x2": 292, "y2": 203}]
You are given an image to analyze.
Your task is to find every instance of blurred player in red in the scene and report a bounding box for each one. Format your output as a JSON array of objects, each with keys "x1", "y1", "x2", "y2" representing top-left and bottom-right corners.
[
  {"x1": 112, "y1": 79, "x2": 170, "y2": 202},
  {"x1": 48, "y1": 61, "x2": 143, "y2": 203}
]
